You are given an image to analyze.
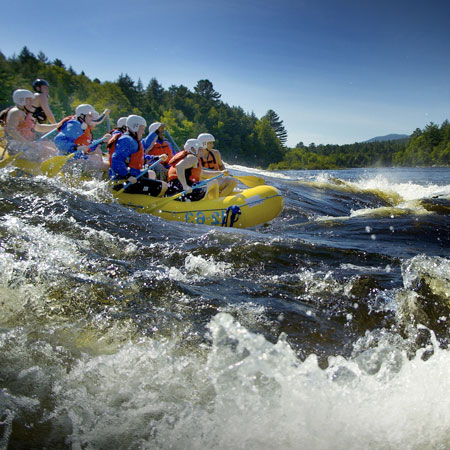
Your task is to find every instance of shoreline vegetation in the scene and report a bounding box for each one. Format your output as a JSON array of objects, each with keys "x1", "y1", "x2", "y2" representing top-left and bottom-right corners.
[{"x1": 1, "y1": 47, "x2": 449, "y2": 170}]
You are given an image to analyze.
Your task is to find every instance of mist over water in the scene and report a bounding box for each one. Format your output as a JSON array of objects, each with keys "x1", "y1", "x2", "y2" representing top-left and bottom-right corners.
[{"x1": 1, "y1": 166, "x2": 449, "y2": 449}]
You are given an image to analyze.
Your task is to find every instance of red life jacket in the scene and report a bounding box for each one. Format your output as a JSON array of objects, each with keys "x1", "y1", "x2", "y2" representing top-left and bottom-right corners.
[
  {"x1": 106, "y1": 133, "x2": 121, "y2": 166},
  {"x1": 149, "y1": 139, "x2": 173, "y2": 160},
  {"x1": 200, "y1": 150, "x2": 219, "y2": 170},
  {"x1": 74, "y1": 126, "x2": 92, "y2": 147},
  {"x1": 168, "y1": 150, "x2": 202, "y2": 184},
  {"x1": 128, "y1": 137, "x2": 144, "y2": 170}
]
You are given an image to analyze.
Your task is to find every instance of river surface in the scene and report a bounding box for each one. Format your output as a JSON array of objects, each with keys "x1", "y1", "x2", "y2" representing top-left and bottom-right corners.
[{"x1": 0, "y1": 165, "x2": 449, "y2": 449}]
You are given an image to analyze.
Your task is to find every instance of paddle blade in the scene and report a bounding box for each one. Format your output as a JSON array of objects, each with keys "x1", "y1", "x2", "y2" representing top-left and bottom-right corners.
[
  {"x1": 41, "y1": 154, "x2": 74, "y2": 177},
  {"x1": 0, "y1": 151, "x2": 24, "y2": 168},
  {"x1": 234, "y1": 175, "x2": 265, "y2": 188}
]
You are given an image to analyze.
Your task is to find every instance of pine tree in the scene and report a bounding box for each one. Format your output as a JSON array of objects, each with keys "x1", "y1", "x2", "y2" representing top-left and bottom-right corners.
[{"x1": 264, "y1": 109, "x2": 288, "y2": 147}]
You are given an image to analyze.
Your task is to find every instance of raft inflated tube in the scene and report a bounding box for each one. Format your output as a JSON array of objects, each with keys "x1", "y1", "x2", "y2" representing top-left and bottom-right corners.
[{"x1": 113, "y1": 184, "x2": 283, "y2": 228}]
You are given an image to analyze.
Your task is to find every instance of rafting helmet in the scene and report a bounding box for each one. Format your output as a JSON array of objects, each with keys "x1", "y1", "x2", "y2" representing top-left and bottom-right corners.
[
  {"x1": 197, "y1": 133, "x2": 215, "y2": 148},
  {"x1": 184, "y1": 138, "x2": 201, "y2": 156},
  {"x1": 148, "y1": 122, "x2": 162, "y2": 134},
  {"x1": 127, "y1": 115, "x2": 147, "y2": 133},
  {"x1": 32, "y1": 78, "x2": 49, "y2": 92},
  {"x1": 116, "y1": 117, "x2": 127, "y2": 129},
  {"x1": 75, "y1": 104, "x2": 96, "y2": 118},
  {"x1": 12, "y1": 89, "x2": 34, "y2": 107}
]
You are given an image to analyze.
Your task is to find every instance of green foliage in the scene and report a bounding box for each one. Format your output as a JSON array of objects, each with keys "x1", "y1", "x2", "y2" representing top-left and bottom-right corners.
[
  {"x1": 270, "y1": 121, "x2": 450, "y2": 170},
  {"x1": 264, "y1": 109, "x2": 288, "y2": 147},
  {"x1": 0, "y1": 47, "x2": 286, "y2": 168}
]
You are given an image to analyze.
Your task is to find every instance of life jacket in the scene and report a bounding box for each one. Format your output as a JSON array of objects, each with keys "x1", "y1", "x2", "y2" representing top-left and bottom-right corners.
[
  {"x1": 16, "y1": 110, "x2": 36, "y2": 140},
  {"x1": 167, "y1": 150, "x2": 202, "y2": 185},
  {"x1": 57, "y1": 116, "x2": 92, "y2": 146},
  {"x1": 32, "y1": 106, "x2": 47, "y2": 124},
  {"x1": 200, "y1": 150, "x2": 219, "y2": 170},
  {"x1": 149, "y1": 139, "x2": 173, "y2": 160},
  {"x1": 106, "y1": 132, "x2": 122, "y2": 166},
  {"x1": 128, "y1": 137, "x2": 144, "y2": 170}
]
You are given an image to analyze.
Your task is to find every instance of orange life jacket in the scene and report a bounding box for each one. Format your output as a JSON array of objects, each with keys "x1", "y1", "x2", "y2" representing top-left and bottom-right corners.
[
  {"x1": 106, "y1": 133, "x2": 121, "y2": 166},
  {"x1": 16, "y1": 111, "x2": 36, "y2": 140},
  {"x1": 200, "y1": 150, "x2": 220, "y2": 170},
  {"x1": 149, "y1": 139, "x2": 173, "y2": 160},
  {"x1": 168, "y1": 150, "x2": 202, "y2": 184},
  {"x1": 74, "y1": 126, "x2": 93, "y2": 147},
  {"x1": 129, "y1": 138, "x2": 144, "y2": 170}
]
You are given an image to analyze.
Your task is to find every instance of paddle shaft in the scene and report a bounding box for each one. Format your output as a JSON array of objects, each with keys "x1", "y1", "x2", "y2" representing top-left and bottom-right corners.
[
  {"x1": 116, "y1": 156, "x2": 165, "y2": 193},
  {"x1": 165, "y1": 130, "x2": 180, "y2": 153}
]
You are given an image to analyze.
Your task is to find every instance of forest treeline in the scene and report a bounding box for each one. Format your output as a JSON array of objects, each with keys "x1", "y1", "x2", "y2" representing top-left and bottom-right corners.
[
  {"x1": 269, "y1": 121, "x2": 450, "y2": 170},
  {"x1": 1, "y1": 47, "x2": 448, "y2": 169}
]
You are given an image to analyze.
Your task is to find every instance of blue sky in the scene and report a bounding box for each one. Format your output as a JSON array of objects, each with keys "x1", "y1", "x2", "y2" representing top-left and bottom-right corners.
[{"x1": 1, "y1": 0, "x2": 449, "y2": 146}]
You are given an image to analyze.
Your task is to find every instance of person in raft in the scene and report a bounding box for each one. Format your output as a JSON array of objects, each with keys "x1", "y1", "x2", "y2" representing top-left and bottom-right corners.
[
  {"x1": 167, "y1": 138, "x2": 226, "y2": 201},
  {"x1": 4, "y1": 89, "x2": 59, "y2": 161},
  {"x1": 110, "y1": 115, "x2": 168, "y2": 197},
  {"x1": 145, "y1": 122, "x2": 174, "y2": 181},
  {"x1": 197, "y1": 132, "x2": 237, "y2": 197},
  {"x1": 31, "y1": 78, "x2": 56, "y2": 124},
  {"x1": 111, "y1": 117, "x2": 128, "y2": 136},
  {"x1": 53, "y1": 103, "x2": 110, "y2": 173}
]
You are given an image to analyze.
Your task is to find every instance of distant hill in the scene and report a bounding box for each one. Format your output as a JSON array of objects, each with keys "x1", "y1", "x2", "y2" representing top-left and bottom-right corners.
[{"x1": 363, "y1": 134, "x2": 410, "y2": 143}]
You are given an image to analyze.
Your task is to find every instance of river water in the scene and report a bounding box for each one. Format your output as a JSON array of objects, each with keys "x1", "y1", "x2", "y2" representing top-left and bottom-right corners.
[{"x1": 0, "y1": 165, "x2": 449, "y2": 449}]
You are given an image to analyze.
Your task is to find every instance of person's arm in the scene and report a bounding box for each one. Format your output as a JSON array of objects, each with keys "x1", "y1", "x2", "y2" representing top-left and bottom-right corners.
[
  {"x1": 92, "y1": 109, "x2": 110, "y2": 125},
  {"x1": 212, "y1": 149, "x2": 225, "y2": 170},
  {"x1": 53, "y1": 121, "x2": 83, "y2": 153},
  {"x1": 38, "y1": 94, "x2": 56, "y2": 123},
  {"x1": 34, "y1": 122, "x2": 59, "y2": 133},
  {"x1": 142, "y1": 131, "x2": 158, "y2": 151},
  {"x1": 200, "y1": 166, "x2": 227, "y2": 179},
  {"x1": 175, "y1": 154, "x2": 197, "y2": 192}
]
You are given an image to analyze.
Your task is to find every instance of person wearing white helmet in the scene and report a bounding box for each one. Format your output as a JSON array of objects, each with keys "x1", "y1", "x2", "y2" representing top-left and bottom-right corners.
[
  {"x1": 31, "y1": 79, "x2": 56, "y2": 124},
  {"x1": 3, "y1": 88, "x2": 60, "y2": 161},
  {"x1": 197, "y1": 132, "x2": 237, "y2": 196},
  {"x1": 53, "y1": 103, "x2": 110, "y2": 173},
  {"x1": 166, "y1": 138, "x2": 226, "y2": 201},
  {"x1": 144, "y1": 122, "x2": 174, "y2": 181},
  {"x1": 110, "y1": 115, "x2": 168, "y2": 197}
]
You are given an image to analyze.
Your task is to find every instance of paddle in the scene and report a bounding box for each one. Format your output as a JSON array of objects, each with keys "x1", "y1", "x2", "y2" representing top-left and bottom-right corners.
[
  {"x1": 38, "y1": 127, "x2": 58, "y2": 141},
  {"x1": 231, "y1": 174, "x2": 265, "y2": 188},
  {"x1": 41, "y1": 137, "x2": 107, "y2": 176},
  {"x1": 166, "y1": 130, "x2": 180, "y2": 153},
  {"x1": 147, "y1": 173, "x2": 225, "y2": 213},
  {"x1": 203, "y1": 169, "x2": 265, "y2": 188},
  {"x1": 0, "y1": 151, "x2": 24, "y2": 168},
  {"x1": 114, "y1": 156, "x2": 165, "y2": 194}
]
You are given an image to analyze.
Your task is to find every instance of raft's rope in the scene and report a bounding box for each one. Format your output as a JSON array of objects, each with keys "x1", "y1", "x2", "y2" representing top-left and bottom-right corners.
[{"x1": 222, "y1": 205, "x2": 241, "y2": 227}]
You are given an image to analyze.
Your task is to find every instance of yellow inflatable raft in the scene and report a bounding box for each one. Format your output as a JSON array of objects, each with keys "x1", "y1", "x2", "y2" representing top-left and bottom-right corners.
[
  {"x1": 1, "y1": 148, "x2": 284, "y2": 228},
  {"x1": 113, "y1": 185, "x2": 283, "y2": 228}
]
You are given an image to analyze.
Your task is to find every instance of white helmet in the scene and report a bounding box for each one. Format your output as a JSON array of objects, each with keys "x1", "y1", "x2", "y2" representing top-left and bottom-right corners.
[
  {"x1": 75, "y1": 104, "x2": 96, "y2": 118},
  {"x1": 184, "y1": 138, "x2": 201, "y2": 155},
  {"x1": 12, "y1": 89, "x2": 34, "y2": 107},
  {"x1": 117, "y1": 117, "x2": 127, "y2": 128},
  {"x1": 197, "y1": 133, "x2": 215, "y2": 148},
  {"x1": 126, "y1": 115, "x2": 147, "y2": 133},
  {"x1": 148, "y1": 122, "x2": 162, "y2": 134}
]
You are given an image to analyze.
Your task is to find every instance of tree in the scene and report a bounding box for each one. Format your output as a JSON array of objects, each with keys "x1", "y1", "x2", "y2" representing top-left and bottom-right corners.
[
  {"x1": 263, "y1": 109, "x2": 288, "y2": 147},
  {"x1": 194, "y1": 79, "x2": 221, "y2": 102}
]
